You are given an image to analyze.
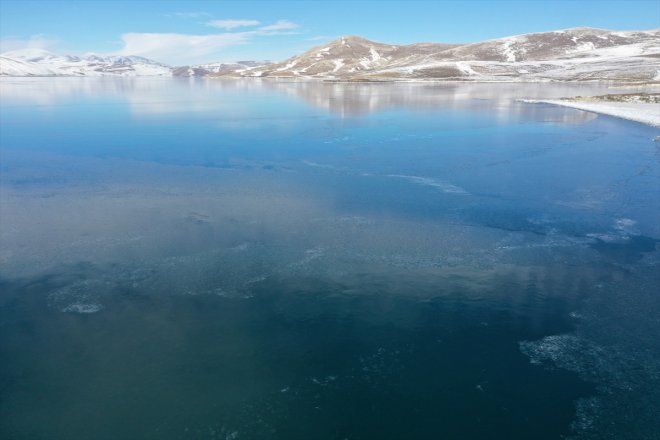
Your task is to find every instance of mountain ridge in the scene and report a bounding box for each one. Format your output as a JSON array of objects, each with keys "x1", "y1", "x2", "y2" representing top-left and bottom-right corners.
[
  {"x1": 2, "y1": 27, "x2": 658, "y2": 82},
  {"x1": 0, "y1": 49, "x2": 172, "y2": 77},
  {"x1": 216, "y1": 27, "x2": 659, "y2": 82}
]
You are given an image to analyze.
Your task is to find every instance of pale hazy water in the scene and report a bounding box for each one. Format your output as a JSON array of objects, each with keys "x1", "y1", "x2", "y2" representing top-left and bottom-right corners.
[{"x1": 0, "y1": 78, "x2": 659, "y2": 439}]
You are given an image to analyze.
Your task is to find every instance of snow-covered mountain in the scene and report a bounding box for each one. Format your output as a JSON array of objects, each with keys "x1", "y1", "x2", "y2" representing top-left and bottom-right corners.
[
  {"x1": 214, "y1": 28, "x2": 660, "y2": 82},
  {"x1": 0, "y1": 49, "x2": 171, "y2": 77},
  {"x1": 2, "y1": 28, "x2": 658, "y2": 81},
  {"x1": 0, "y1": 48, "x2": 268, "y2": 78},
  {"x1": 172, "y1": 61, "x2": 272, "y2": 77}
]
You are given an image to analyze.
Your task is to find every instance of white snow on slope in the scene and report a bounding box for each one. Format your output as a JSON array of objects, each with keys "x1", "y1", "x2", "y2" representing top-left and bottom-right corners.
[
  {"x1": 501, "y1": 38, "x2": 518, "y2": 62},
  {"x1": 370, "y1": 47, "x2": 382, "y2": 62},
  {"x1": 0, "y1": 56, "x2": 56, "y2": 76},
  {"x1": 456, "y1": 62, "x2": 478, "y2": 76},
  {"x1": 276, "y1": 60, "x2": 299, "y2": 72},
  {"x1": 332, "y1": 59, "x2": 345, "y2": 73},
  {"x1": 566, "y1": 41, "x2": 596, "y2": 54}
]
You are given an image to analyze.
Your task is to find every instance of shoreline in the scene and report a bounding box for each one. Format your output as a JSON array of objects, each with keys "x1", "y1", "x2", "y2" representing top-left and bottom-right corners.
[
  {"x1": 2, "y1": 75, "x2": 660, "y2": 87},
  {"x1": 521, "y1": 98, "x2": 660, "y2": 127}
]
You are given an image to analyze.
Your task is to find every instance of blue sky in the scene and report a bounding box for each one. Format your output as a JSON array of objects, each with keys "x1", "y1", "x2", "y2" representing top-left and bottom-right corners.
[{"x1": 1, "y1": 0, "x2": 658, "y2": 64}]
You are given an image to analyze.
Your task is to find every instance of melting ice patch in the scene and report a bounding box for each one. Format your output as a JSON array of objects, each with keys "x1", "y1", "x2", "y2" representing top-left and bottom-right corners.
[
  {"x1": 48, "y1": 279, "x2": 106, "y2": 313},
  {"x1": 613, "y1": 218, "x2": 637, "y2": 236},
  {"x1": 519, "y1": 334, "x2": 588, "y2": 366},
  {"x1": 519, "y1": 332, "x2": 658, "y2": 396},
  {"x1": 388, "y1": 174, "x2": 469, "y2": 195},
  {"x1": 230, "y1": 242, "x2": 250, "y2": 251},
  {"x1": 289, "y1": 246, "x2": 325, "y2": 269},
  {"x1": 62, "y1": 303, "x2": 103, "y2": 314},
  {"x1": 302, "y1": 160, "x2": 346, "y2": 171},
  {"x1": 519, "y1": 330, "x2": 660, "y2": 438},
  {"x1": 586, "y1": 217, "x2": 638, "y2": 243}
]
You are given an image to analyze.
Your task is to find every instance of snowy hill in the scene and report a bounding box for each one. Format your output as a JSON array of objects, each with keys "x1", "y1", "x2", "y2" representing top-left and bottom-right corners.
[
  {"x1": 215, "y1": 28, "x2": 660, "y2": 82},
  {"x1": 0, "y1": 49, "x2": 172, "y2": 77},
  {"x1": 0, "y1": 55, "x2": 57, "y2": 76},
  {"x1": 213, "y1": 36, "x2": 459, "y2": 78},
  {"x1": 0, "y1": 48, "x2": 267, "y2": 78}
]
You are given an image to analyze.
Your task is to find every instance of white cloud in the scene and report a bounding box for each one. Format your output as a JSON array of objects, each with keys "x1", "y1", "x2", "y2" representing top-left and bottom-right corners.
[
  {"x1": 117, "y1": 32, "x2": 250, "y2": 65},
  {"x1": 169, "y1": 12, "x2": 210, "y2": 19},
  {"x1": 207, "y1": 19, "x2": 260, "y2": 30},
  {"x1": 259, "y1": 20, "x2": 299, "y2": 32},
  {"x1": 114, "y1": 19, "x2": 302, "y2": 65},
  {"x1": 0, "y1": 34, "x2": 58, "y2": 53}
]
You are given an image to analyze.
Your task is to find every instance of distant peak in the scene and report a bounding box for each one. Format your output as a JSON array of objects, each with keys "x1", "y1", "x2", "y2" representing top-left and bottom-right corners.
[
  {"x1": 2, "y1": 47, "x2": 58, "y2": 60},
  {"x1": 330, "y1": 35, "x2": 376, "y2": 45},
  {"x1": 556, "y1": 26, "x2": 610, "y2": 33}
]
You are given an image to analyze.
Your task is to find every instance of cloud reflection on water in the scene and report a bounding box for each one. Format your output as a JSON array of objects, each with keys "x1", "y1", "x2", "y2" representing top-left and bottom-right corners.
[{"x1": 0, "y1": 76, "x2": 641, "y2": 122}]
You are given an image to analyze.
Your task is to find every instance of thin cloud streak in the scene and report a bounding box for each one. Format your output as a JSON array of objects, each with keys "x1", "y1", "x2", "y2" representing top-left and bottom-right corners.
[
  {"x1": 0, "y1": 34, "x2": 59, "y2": 53},
  {"x1": 259, "y1": 20, "x2": 299, "y2": 32},
  {"x1": 207, "y1": 19, "x2": 261, "y2": 30},
  {"x1": 167, "y1": 12, "x2": 210, "y2": 19}
]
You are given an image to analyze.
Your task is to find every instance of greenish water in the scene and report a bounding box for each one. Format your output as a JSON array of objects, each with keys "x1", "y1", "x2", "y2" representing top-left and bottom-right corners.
[{"x1": 1, "y1": 78, "x2": 659, "y2": 439}]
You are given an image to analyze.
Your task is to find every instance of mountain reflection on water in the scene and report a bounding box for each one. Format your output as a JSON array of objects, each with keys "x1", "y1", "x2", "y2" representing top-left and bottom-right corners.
[{"x1": 0, "y1": 78, "x2": 658, "y2": 440}]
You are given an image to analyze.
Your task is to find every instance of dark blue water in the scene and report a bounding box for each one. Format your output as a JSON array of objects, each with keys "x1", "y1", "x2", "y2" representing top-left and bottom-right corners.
[{"x1": 1, "y1": 78, "x2": 659, "y2": 439}]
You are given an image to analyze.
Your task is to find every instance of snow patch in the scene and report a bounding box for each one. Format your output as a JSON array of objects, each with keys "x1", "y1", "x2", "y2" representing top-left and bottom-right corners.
[
  {"x1": 370, "y1": 47, "x2": 381, "y2": 62},
  {"x1": 501, "y1": 39, "x2": 517, "y2": 62},
  {"x1": 332, "y1": 59, "x2": 344, "y2": 73},
  {"x1": 568, "y1": 42, "x2": 597, "y2": 53},
  {"x1": 456, "y1": 62, "x2": 478, "y2": 76},
  {"x1": 276, "y1": 60, "x2": 299, "y2": 72}
]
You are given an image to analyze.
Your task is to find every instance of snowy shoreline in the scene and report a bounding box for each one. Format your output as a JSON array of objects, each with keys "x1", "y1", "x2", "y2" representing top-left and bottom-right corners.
[{"x1": 521, "y1": 98, "x2": 660, "y2": 127}]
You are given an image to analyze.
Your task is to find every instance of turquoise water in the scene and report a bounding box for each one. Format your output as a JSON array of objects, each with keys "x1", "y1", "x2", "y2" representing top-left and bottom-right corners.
[{"x1": 1, "y1": 78, "x2": 659, "y2": 439}]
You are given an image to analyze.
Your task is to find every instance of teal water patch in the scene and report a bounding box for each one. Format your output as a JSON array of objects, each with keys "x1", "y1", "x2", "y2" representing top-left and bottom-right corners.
[
  {"x1": 0, "y1": 269, "x2": 593, "y2": 440},
  {"x1": 589, "y1": 235, "x2": 658, "y2": 263}
]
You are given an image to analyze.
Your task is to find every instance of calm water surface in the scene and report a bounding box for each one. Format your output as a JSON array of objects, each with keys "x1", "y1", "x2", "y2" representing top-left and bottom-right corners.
[{"x1": 1, "y1": 78, "x2": 659, "y2": 439}]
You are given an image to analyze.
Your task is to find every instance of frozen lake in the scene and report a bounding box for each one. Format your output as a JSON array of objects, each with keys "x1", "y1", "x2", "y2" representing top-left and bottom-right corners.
[{"x1": 1, "y1": 78, "x2": 659, "y2": 439}]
